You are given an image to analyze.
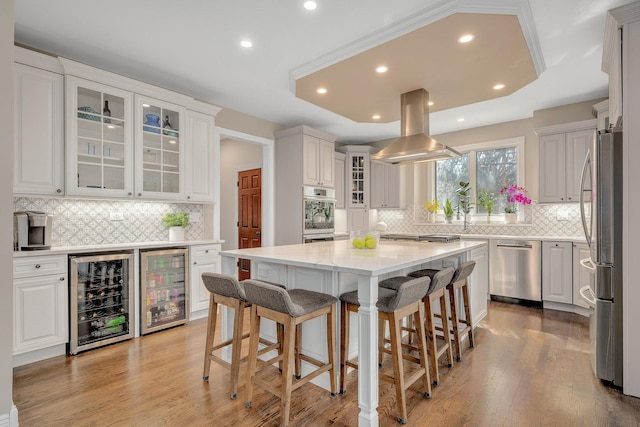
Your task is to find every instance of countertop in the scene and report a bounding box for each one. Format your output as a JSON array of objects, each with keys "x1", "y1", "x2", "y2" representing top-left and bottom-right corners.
[
  {"x1": 220, "y1": 239, "x2": 487, "y2": 276},
  {"x1": 13, "y1": 239, "x2": 224, "y2": 258},
  {"x1": 378, "y1": 232, "x2": 586, "y2": 244}
]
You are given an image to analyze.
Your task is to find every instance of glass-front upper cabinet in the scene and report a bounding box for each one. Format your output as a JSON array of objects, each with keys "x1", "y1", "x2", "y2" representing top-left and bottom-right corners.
[
  {"x1": 135, "y1": 96, "x2": 184, "y2": 199},
  {"x1": 347, "y1": 151, "x2": 370, "y2": 208},
  {"x1": 65, "y1": 76, "x2": 134, "y2": 198}
]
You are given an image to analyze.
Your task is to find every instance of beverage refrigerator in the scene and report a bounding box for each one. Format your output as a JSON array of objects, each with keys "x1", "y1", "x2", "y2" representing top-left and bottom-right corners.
[
  {"x1": 140, "y1": 248, "x2": 189, "y2": 335},
  {"x1": 68, "y1": 252, "x2": 135, "y2": 355}
]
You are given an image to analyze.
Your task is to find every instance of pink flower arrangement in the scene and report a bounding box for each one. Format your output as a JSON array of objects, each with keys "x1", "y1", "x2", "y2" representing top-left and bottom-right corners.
[{"x1": 500, "y1": 184, "x2": 531, "y2": 213}]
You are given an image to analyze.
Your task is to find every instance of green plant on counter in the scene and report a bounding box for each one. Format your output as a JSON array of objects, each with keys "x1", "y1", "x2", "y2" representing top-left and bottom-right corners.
[
  {"x1": 477, "y1": 189, "x2": 496, "y2": 218},
  {"x1": 456, "y1": 181, "x2": 474, "y2": 215},
  {"x1": 162, "y1": 212, "x2": 189, "y2": 228},
  {"x1": 443, "y1": 199, "x2": 455, "y2": 218}
]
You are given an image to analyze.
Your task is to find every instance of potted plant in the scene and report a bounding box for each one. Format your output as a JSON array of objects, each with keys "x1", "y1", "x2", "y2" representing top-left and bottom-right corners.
[
  {"x1": 456, "y1": 181, "x2": 474, "y2": 229},
  {"x1": 443, "y1": 199, "x2": 455, "y2": 224},
  {"x1": 424, "y1": 199, "x2": 440, "y2": 223},
  {"x1": 499, "y1": 184, "x2": 531, "y2": 224},
  {"x1": 162, "y1": 212, "x2": 190, "y2": 241},
  {"x1": 477, "y1": 189, "x2": 496, "y2": 223}
]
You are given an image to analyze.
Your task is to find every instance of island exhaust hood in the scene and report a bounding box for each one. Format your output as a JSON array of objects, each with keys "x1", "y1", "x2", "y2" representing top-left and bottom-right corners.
[{"x1": 371, "y1": 89, "x2": 461, "y2": 164}]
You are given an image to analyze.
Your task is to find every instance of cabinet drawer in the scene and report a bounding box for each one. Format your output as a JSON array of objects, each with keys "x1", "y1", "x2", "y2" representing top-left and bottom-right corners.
[
  {"x1": 13, "y1": 255, "x2": 67, "y2": 278},
  {"x1": 190, "y1": 244, "x2": 220, "y2": 261}
]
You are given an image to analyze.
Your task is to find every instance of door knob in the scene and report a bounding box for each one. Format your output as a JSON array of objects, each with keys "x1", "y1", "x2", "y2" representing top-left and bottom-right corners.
[{"x1": 256, "y1": 231, "x2": 261, "y2": 236}]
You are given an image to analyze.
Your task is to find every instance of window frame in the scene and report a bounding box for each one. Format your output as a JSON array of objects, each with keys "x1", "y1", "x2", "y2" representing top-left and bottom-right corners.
[{"x1": 427, "y1": 136, "x2": 525, "y2": 220}]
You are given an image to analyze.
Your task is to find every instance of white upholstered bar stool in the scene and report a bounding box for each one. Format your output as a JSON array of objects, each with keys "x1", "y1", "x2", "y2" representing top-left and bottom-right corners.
[
  {"x1": 339, "y1": 275, "x2": 432, "y2": 424},
  {"x1": 243, "y1": 280, "x2": 338, "y2": 427},
  {"x1": 201, "y1": 273, "x2": 281, "y2": 399}
]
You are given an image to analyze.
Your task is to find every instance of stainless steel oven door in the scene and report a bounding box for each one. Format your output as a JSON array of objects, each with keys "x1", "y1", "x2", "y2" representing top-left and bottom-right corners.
[{"x1": 303, "y1": 186, "x2": 335, "y2": 236}]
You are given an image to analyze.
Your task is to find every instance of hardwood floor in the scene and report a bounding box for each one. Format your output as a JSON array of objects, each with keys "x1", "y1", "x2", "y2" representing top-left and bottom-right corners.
[{"x1": 13, "y1": 301, "x2": 640, "y2": 426}]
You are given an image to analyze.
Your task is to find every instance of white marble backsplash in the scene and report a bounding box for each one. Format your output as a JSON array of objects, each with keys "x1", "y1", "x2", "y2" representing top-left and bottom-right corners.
[
  {"x1": 14, "y1": 197, "x2": 204, "y2": 246},
  {"x1": 377, "y1": 203, "x2": 585, "y2": 239}
]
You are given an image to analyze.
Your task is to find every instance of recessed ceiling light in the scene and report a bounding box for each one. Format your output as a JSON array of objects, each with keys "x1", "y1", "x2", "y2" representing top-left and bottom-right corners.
[
  {"x1": 372, "y1": 114, "x2": 381, "y2": 120},
  {"x1": 375, "y1": 65, "x2": 388, "y2": 73},
  {"x1": 303, "y1": 1, "x2": 317, "y2": 10},
  {"x1": 458, "y1": 34, "x2": 475, "y2": 43},
  {"x1": 240, "y1": 40, "x2": 252, "y2": 48},
  {"x1": 428, "y1": 101, "x2": 434, "y2": 106},
  {"x1": 457, "y1": 118, "x2": 465, "y2": 122},
  {"x1": 493, "y1": 83, "x2": 506, "y2": 90},
  {"x1": 317, "y1": 87, "x2": 327, "y2": 94}
]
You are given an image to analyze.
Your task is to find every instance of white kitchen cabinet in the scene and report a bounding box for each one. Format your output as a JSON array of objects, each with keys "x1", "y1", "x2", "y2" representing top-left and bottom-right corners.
[
  {"x1": 542, "y1": 241, "x2": 573, "y2": 304},
  {"x1": 536, "y1": 121, "x2": 596, "y2": 203},
  {"x1": 184, "y1": 109, "x2": 216, "y2": 202},
  {"x1": 135, "y1": 95, "x2": 185, "y2": 200},
  {"x1": 189, "y1": 244, "x2": 221, "y2": 318},
  {"x1": 370, "y1": 160, "x2": 400, "y2": 208},
  {"x1": 13, "y1": 255, "x2": 68, "y2": 355},
  {"x1": 334, "y1": 152, "x2": 345, "y2": 209},
  {"x1": 345, "y1": 148, "x2": 370, "y2": 209},
  {"x1": 573, "y1": 242, "x2": 593, "y2": 310},
  {"x1": 469, "y1": 243, "x2": 489, "y2": 326},
  {"x1": 13, "y1": 61, "x2": 65, "y2": 196},
  {"x1": 303, "y1": 134, "x2": 335, "y2": 188},
  {"x1": 593, "y1": 99, "x2": 610, "y2": 131},
  {"x1": 65, "y1": 75, "x2": 135, "y2": 198}
]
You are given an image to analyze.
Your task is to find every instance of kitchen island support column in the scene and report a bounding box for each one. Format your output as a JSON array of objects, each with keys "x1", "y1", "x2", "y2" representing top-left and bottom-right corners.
[{"x1": 356, "y1": 274, "x2": 379, "y2": 426}]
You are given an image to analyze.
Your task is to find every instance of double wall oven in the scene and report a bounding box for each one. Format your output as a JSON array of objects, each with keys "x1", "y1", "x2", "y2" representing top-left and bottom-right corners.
[{"x1": 303, "y1": 186, "x2": 335, "y2": 243}]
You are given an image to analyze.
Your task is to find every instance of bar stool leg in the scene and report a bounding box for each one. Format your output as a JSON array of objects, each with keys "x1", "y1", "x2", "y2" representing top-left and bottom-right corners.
[
  {"x1": 462, "y1": 282, "x2": 474, "y2": 348},
  {"x1": 424, "y1": 296, "x2": 440, "y2": 385},
  {"x1": 229, "y1": 299, "x2": 245, "y2": 399},
  {"x1": 413, "y1": 305, "x2": 432, "y2": 398},
  {"x1": 438, "y1": 293, "x2": 454, "y2": 368},
  {"x1": 245, "y1": 305, "x2": 261, "y2": 408},
  {"x1": 295, "y1": 325, "x2": 302, "y2": 379},
  {"x1": 280, "y1": 315, "x2": 297, "y2": 427},
  {"x1": 202, "y1": 295, "x2": 218, "y2": 381},
  {"x1": 326, "y1": 303, "x2": 338, "y2": 396},
  {"x1": 378, "y1": 317, "x2": 385, "y2": 367},
  {"x1": 448, "y1": 286, "x2": 462, "y2": 361},
  {"x1": 388, "y1": 311, "x2": 408, "y2": 424},
  {"x1": 339, "y1": 301, "x2": 350, "y2": 395}
]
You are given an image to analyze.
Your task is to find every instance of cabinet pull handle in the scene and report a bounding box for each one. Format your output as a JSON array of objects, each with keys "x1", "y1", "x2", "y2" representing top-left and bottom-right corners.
[
  {"x1": 35, "y1": 264, "x2": 41, "y2": 269},
  {"x1": 56, "y1": 188, "x2": 62, "y2": 193}
]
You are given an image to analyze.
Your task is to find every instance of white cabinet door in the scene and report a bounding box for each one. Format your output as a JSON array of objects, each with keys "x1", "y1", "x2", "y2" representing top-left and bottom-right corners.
[
  {"x1": 14, "y1": 273, "x2": 68, "y2": 355},
  {"x1": 347, "y1": 208, "x2": 369, "y2": 231},
  {"x1": 370, "y1": 161, "x2": 386, "y2": 208},
  {"x1": 334, "y1": 153, "x2": 345, "y2": 209},
  {"x1": 184, "y1": 110, "x2": 215, "y2": 202},
  {"x1": 66, "y1": 76, "x2": 135, "y2": 198},
  {"x1": 189, "y1": 245, "x2": 221, "y2": 314},
  {"x1": 385, "y1": 163, "x2": 400, "y2": 208},
  {"x1": 573, "y1": 242, "x2": 593, "y2": 309},
  {"x1": 346, "y1": 152, "x2": 370, "y2": 208},
  {"x1": 319, "y1": 138, "x2": 335, "y2": 188},
  {"x1": 135, "y1": 95, "x2": 185, "y2": 200},
  {"x1": 542, "y1": 241, "x2": 573, "y2": 304},
  {"x1": 539, "y1": 134, "x2": 567, "y2": 203},
  {"x1": 303, "y1": 135, "x2": 321, "y2": 187},
  {"x1": 469, "y1": 244, "x2": 489, "y2": 326},
  {"x1": 14, "y1": 64, "x2": 65, "y2": 196},
  {"x1": 565, "y1": 129, "x2": 594, "y2": 202}
]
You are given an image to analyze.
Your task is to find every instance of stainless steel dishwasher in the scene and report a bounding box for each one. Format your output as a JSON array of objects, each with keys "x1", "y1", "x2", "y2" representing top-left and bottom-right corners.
[{"x1": 490, "y1": 239, "x2": 542, "y2": 302}]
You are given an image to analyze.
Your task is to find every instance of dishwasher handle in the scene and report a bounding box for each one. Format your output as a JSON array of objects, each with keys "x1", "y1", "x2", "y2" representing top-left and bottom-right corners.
[{"x1": 496, "y1": 243, "x2": 533, "y2": 250}]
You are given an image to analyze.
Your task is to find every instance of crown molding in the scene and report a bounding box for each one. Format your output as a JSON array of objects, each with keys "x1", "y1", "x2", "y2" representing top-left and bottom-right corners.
[
  {"x1": 533, "y1": 119, "x2": 597, "y2": 137},
  {"x1": 289, "y1": 0, "x2": 545, "y2": 92},
  {"x1": 602, "y1": 1, "x2": 640, "y2": 73}
]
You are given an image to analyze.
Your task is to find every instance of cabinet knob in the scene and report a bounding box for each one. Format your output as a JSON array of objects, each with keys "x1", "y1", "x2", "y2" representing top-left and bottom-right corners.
[
  {"x1": 187, "y1": 196, "x2": 191, "y2": 200},
  {"x1": 193, "y1": 261, "x2": 197, "y2": 265},
  {"x1": 128, "y1": 192, "x2": 133, "y2": 196},
  {"x1": 35, "y1": 264, "x2": 40, "y2": 269},
  {"x1": 205, "y1": 250, "x2": 209, "y2": 253},
  {"x1": 60, "y1": 277, "x2": 65, "y2": 281},
  {"x1": 138, "y1": 193, "x2": 142, "y2": 197},
  {"x1": 56, "y1": 188, "x2": 62, "y2": 193}
]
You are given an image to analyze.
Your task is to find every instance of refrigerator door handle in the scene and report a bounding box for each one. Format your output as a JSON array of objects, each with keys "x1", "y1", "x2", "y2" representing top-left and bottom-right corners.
[
  {"x1": 580, "y1": 285, "x2": 597, "y2": 306},
  {"x1": 580, "y1": 257, "x2": 596, "y2": 272},
  {"x1": 579, "y1": 149, "x2": 592, "y2": 248}
]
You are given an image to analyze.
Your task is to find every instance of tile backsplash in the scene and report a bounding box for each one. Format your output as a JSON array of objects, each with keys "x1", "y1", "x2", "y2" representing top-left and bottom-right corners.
[
  {"x1": 377, "y1": 203, "x2": 585, "y2": 239},
  {"x1": 14, "y1": 197, "x2": 204, "y2": 246}
]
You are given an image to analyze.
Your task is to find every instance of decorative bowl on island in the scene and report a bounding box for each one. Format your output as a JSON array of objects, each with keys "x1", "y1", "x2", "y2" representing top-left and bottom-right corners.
[{"x1": 350, "y1": 230, "x2": 380, "y2": 249}]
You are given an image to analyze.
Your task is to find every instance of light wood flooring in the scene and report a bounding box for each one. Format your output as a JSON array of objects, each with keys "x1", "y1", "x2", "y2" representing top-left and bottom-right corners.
[{"x1": 13, "y1": 301, "x2": 640, "y2": 426}]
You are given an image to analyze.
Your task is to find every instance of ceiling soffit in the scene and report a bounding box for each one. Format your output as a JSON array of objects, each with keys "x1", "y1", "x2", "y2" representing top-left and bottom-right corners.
[{"x1": 290, "y1": 0, "x2": 545, "y2": 124}]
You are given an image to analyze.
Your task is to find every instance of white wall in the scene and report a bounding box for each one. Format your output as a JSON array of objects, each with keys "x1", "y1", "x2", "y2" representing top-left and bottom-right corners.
[
  {"x1": 1, "y1": 0, "x2": 16, "y2": 424},
  {"x1": 219, "y1": 138, "x2": 264, "y2": 251}
]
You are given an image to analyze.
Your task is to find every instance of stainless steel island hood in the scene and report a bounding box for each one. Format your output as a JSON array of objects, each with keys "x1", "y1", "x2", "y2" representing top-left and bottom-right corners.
[{"x1": 371, "y1": 89, "x2": 461, "y2": 164}]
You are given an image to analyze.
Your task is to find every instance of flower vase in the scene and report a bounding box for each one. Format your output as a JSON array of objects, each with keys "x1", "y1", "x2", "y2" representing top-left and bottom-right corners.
[
  {"x1": 428, "y1": 212, "x2": 436, "y2": 223},
  {"x1": 445, "y1": 217, "x2": 453, "y2": 224},
  {"x1": 504, "y1": 213, "x2": 517, "y2": 224},
  {"x1": 169, "y1": 226, "x2": 185, "y2": 242}
]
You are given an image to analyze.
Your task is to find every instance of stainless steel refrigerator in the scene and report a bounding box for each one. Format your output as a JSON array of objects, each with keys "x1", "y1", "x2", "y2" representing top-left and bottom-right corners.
[{"x1": 579, "y1": 127, "x2": 623, "y2": 386}]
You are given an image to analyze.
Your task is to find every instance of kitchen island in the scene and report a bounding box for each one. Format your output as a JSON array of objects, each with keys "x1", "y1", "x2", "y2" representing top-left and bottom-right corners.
[{"x1": 220, "y1": 239, "x2": 488, "y2": 427}]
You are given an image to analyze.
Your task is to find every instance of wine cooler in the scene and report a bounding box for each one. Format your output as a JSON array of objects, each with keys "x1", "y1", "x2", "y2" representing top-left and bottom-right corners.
[
  {"x1": 140, "y1": 248, "x2": 189, "y2": 335},
  {"x1": 69, "y1": 252, "x2": 135, "y2": 354}
]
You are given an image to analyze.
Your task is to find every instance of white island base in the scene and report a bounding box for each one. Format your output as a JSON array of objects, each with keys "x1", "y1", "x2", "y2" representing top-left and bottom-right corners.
[{"x1": 220, "y1": 239, "x2": 488, "y2": 427}]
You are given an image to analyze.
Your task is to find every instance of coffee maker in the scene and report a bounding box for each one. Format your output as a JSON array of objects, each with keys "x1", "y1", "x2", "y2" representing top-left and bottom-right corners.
[{"x1": 14, "y1": 211, "x2": 52, "y2": 251}]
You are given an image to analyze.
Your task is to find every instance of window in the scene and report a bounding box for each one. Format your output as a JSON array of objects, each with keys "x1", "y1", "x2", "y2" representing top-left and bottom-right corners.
[{"x1": 433, "y1": 137, "x2": 524, "y2": 217}]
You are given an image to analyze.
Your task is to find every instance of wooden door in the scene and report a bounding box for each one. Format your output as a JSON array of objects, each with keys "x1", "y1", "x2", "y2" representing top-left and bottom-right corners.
[{"x1": 238, "y1": 168, "x2": 262, "y2": 281}]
